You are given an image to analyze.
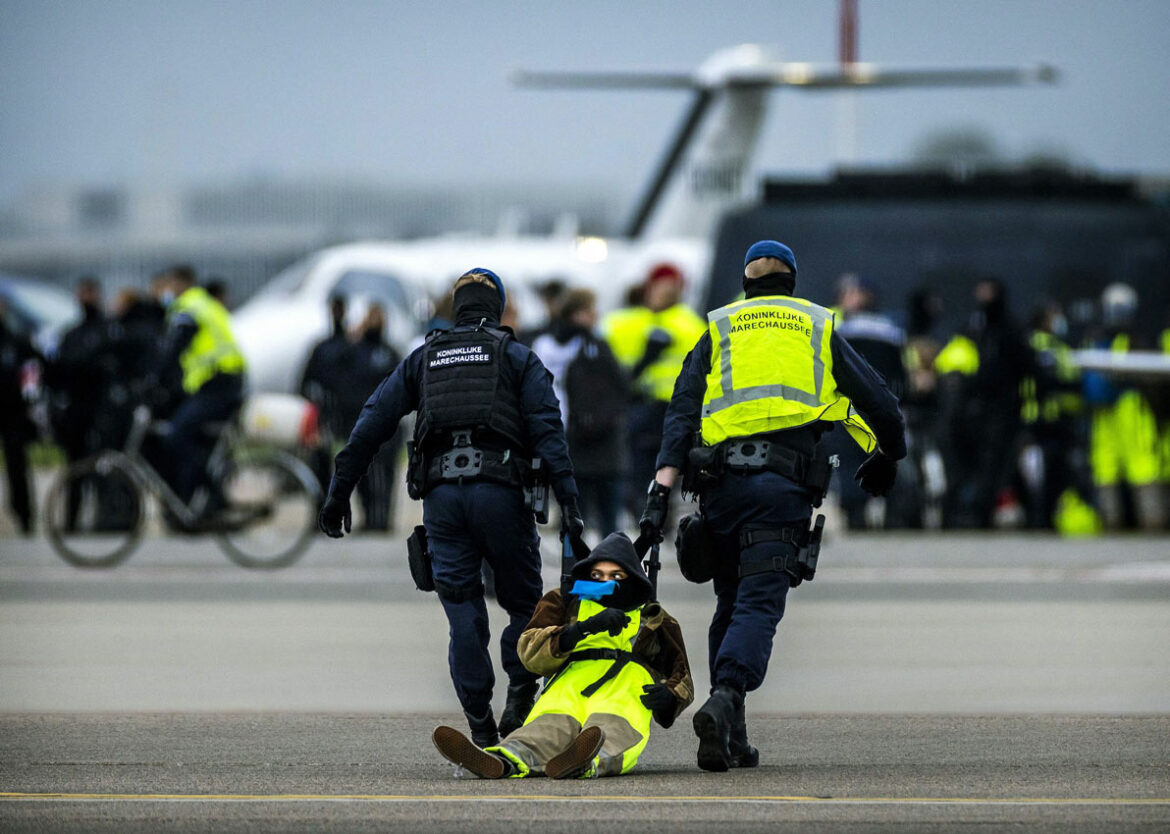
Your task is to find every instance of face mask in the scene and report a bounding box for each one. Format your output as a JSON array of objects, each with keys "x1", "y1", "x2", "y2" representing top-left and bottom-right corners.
[
  {"x1": 160, "y1": 289, "x2": 175, "y2": 306},
  {"x1": 570, "y1": 579, "x2": 616, "y2": 601},
  {"x1": 1051, "y1": 315, "x2": 1068, "y2": 339},
  {"x1": 602, "y1": 578, "x2": 648, "y2": 611}
]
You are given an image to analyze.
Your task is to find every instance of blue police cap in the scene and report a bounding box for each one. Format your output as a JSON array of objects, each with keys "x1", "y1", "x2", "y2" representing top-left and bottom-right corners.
[
  {"x1": 744, "y1": 240, "x2": 797, "y2": 276},
  {"x1": 464, "y1": 267, "x2": 506, "y2": 308}
]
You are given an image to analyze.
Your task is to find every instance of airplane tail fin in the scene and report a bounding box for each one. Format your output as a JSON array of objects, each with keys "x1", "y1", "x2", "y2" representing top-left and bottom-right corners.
[{"x1": 514, "y1": 46, "x2": 1058, "y2": 241}]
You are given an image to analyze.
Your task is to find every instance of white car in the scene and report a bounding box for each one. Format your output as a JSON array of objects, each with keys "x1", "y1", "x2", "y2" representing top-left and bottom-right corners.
[
  {"x1": 233, "y1": 244, "x2": 435, "y2": 394},
  {"x1": 0, "y1": 273, "x2": 79, "y2": 356}
]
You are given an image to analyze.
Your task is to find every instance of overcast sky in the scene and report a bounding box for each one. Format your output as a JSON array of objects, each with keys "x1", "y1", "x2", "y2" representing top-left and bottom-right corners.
[{"x1": 2, "y1": 0, "x2": 1168, "y2": 211}]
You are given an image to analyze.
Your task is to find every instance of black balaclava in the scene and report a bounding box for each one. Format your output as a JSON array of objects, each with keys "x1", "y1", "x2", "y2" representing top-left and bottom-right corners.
[
  {"x1": 744, "y1": 271, "x2": 796, "y2": 298},
  {"x1": 452, "y1": 282, "x2": 503, "y2": 326},
  {"x1": 569, "y1": 532, "x2": 653, "y2": 612}
]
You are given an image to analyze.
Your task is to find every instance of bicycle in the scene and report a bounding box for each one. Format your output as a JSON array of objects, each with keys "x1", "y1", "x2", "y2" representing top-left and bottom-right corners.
[{"x1": 44, "y1": 404, "x2": 321, "y2": 569}]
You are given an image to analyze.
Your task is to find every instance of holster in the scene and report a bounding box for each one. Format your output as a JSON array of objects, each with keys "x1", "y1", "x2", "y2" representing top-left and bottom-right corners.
[
  {"x1": 683, "y1": 440, "x2": 723, "y2": 496},
  {"x1": 738, "y1": 514, "x2": 825, "y2": 587},
  {"x1": 523, "y1": 457, "x2": 550, "y2": 524},
  {"x1": 674, "y1": 512, "x2": 716, "y2": 584},
  {"x1": 405, "y1": 441, "x2": 426, "y2": 500},
  {"x1": 406, "y1": 524, "x2": 435, "y2": 592}
]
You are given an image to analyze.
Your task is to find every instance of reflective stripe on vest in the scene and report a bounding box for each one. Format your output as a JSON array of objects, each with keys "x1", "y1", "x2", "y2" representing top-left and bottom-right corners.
[
  {"x1": 168, "y1": 287, "x2": 245, "y2": 394},
  {"x1": 700, "y1": 295, "x2": 876, "y2": 451}
]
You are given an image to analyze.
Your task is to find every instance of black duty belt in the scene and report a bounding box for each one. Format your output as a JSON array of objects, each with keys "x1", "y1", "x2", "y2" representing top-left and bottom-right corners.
[
  {"x1": 424, "y1": 445, "x2": 525, "y2": 491},
  {"x1": 722, "y1": 438, "x2": 838, "y2": 505}
]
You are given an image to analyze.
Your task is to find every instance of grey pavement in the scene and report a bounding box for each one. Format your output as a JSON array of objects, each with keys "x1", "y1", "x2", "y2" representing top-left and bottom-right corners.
[
  {"x1": 1, "y1": 530, "x2": 1169, "y2": 830},
  {"x1": 1, "y1": 714, "x2": 1168, "y2": 832}
]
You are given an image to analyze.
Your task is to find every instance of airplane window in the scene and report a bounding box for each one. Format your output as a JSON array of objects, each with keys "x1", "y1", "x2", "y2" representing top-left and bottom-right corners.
[{"x1": 332, "y1": 270, "x2": 410, "y2": 310}]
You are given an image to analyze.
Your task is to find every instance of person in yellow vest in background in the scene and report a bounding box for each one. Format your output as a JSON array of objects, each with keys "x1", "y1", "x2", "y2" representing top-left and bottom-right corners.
[
  {"x1": 1082, "y1": 283, "x2": 1164, "y2": 531},
  {"x1": 1161, "y1": 324, "x2": 1170, "y2": 493},
  {"x1": 152, "y1": 265, "x2": 247, "y2": 522},
  {"x1": 1019, "y1": 302, "x2": 1100, "y2": 535},
  {"x1": 601, "y1": 264, "x2": 706, "y2": 525}
]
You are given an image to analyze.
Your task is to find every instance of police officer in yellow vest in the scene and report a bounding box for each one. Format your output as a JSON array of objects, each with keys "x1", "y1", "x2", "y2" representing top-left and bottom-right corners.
[
  {"x1": 639, "y1": 241, "x2": 906, "y2": 772},
  {"x1": 154, "y1": 265, "x2": 247, "y2": 514},
  {"x1": 602, "y1": 264, "x2": 706, "y2": 521}
]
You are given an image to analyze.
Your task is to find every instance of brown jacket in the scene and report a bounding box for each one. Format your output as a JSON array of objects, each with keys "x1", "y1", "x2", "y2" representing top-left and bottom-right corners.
[{"x1": 517, "y1": 589, "x2": 695, "y2": 727}]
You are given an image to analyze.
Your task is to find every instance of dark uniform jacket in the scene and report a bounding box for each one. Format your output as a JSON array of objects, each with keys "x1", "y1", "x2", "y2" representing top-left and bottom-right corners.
[{"x1": 331, "y1": 316, "x2": 578, "y2": 504}]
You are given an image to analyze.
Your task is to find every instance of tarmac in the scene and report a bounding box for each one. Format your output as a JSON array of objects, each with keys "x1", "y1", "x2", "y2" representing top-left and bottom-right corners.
[{"x1": 1, "y1": 528, "x2": 1169, "y2": 831}]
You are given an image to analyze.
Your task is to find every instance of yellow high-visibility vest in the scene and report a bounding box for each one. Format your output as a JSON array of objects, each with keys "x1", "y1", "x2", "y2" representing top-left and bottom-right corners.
[
  {"x1": 642, "y1": 304, "x2": 706, "y2": 402},
  {"x1": 602, "y1": 303, "x2": 706, "y2": 402},
  {"x1": 168, "y1": 286, "x2": 246, "y2": 394},
  {"x1": 601, "y1": 306, "x2": 655, "y2": 368},
  {"x1": 934, "y1": 334, "x2": 980, "y2": 376},
  {"x1": 700, "y1": 295, "x2": 876, "y2": 451}
]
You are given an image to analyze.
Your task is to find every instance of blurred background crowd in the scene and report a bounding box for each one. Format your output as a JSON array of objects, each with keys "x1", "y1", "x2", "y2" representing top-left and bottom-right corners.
[{"x1": 3, "y1": 257, "x2": 1168, "y2": 539}]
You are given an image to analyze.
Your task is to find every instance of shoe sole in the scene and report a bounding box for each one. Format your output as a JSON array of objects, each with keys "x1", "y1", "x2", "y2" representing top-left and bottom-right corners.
[
  {"x1": 432, "y1": 726, "x2": 507, "y2": 779},
  {"x1": 693, "y1": 711, "x2": 731, "y2": 772},
  {"x1": 546, "y1": 726, "x2": 606, "y2": 780}
]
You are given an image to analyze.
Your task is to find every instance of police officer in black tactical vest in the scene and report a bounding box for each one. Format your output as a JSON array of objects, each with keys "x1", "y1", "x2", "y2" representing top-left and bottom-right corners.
[
  {"x1": 639, "y1": 241, "x2": 907, "y2": 772},
  {"x1": 319, "y1": 268, "x2": 583, "y2": 747}
]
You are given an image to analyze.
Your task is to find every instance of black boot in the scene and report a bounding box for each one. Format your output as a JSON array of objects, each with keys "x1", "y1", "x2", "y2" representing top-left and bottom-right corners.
[
  {"x1": 693, "y1": 684, "x2": 739, "y2": 772},
  {"x1": 498, "y1": 681, "x2": 539, "y2": 738},
  {"x1": 464, "y1": 707, "x2": 499, "y2": 748},
  {"x1": 728, "y1": 693, "x2": 759, "y2": 768}
]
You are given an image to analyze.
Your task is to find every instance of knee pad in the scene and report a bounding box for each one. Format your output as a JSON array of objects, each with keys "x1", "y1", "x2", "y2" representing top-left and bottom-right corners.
[{"x1": 434, "y1": 579, "x2": 485, "y2": 604}]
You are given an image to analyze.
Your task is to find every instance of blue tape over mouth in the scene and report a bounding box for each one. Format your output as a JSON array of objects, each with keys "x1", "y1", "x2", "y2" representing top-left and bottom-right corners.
[{"x1": 570, "y1": 579, "x2": 617, "y2": 601}]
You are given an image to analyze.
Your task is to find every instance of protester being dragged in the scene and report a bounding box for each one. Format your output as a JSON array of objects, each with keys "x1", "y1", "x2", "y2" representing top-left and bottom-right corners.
[{"x1": 432, "y1": 532, "x2": 693, "y2": 779}]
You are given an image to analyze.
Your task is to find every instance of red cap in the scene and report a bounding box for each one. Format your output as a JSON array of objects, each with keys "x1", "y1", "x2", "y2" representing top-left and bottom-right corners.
[{"x1": 644, "y1": 262, "x2": 684, "y2": 288}]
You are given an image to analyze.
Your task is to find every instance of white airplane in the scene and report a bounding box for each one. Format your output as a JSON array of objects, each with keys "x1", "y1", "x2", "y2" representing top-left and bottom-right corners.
[{"x1": 235, "y1": 43, "x2": 1057, "y2": 394}]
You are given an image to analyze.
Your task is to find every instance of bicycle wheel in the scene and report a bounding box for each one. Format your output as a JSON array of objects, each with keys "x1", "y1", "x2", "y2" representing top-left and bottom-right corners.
[
  {"x1": 44, "y1": 455, "x2": 143, "y2": 568},
  {"x1": 216, "y1": 450, "x2": 320, "y2": 569}
]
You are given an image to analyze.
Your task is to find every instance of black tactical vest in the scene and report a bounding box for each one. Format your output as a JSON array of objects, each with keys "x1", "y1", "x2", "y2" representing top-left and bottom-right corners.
[{"x1": 418, "y1": 326, "x2": 527, "y2": 451}]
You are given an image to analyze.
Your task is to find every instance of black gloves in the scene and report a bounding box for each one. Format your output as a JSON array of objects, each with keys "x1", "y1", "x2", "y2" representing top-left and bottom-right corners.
[
  {"x1": 558, "y1": 608, "x2": 631, "y2": 653},
  {"x1": 561, "y1": 499, "x2": 585, "y2": 541},
  {"x1": 580, "y1": 608, "x2": 630, "y2": 636},
  {"x1": 639, "y1": 683, "x2": 677, "y2": 713},
  {"x1": 855, "y1": 450, "x2": 898, "y2": 497},
  {"x1": 639, "y1": 480, "x2": 671, "y2": 543},
  {"x1": 318, "y1": 491, "x2": 352, "y2": 538}
]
